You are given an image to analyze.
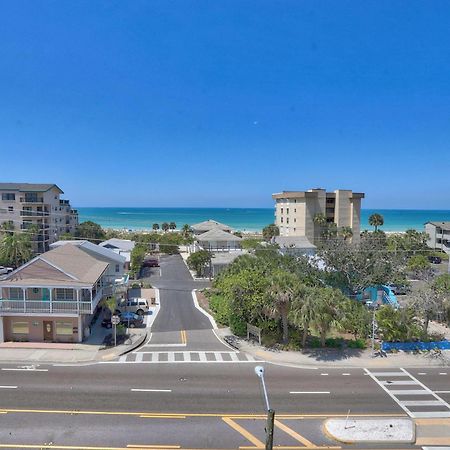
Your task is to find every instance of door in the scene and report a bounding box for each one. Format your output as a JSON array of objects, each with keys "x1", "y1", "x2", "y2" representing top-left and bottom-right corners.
[{"x1": 43, "y1": 321, "x2": 53, "y2": 341}]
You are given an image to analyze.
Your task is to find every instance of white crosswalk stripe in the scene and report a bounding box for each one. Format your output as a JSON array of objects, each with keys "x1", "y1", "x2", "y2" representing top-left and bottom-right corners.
[
  {"x1": 102, "y1": 351, "x2": 259, "y2": 364},
  {"x1": 365, "y1": 368, "x2": 450, "y2": 418}
]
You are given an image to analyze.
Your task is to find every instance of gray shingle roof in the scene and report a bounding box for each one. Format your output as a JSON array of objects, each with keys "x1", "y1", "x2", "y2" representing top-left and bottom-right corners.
[
  {"x1": 426, "y1": 221, "x2": 450, "y2": 231},
  {"x1": 191, "y1": 220, "x2": 233, "y2": 232},
  {"x1": 0, "y1": 183, "x2": 63, "y2": 193},
  {"x1": 197, "y1": 227, "x2": 242, "y2": 242},
  {"x1": 274, "y1": 235, "x2": 316, "y2": 249},
  {"x1": 99, "y1": 238, "x2": 135, "y2": 252}
]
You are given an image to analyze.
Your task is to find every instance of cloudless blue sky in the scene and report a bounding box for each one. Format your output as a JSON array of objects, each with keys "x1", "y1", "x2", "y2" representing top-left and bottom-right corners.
[{"x1": 1, "y1": 0, "x2": 449, "y2": 208}]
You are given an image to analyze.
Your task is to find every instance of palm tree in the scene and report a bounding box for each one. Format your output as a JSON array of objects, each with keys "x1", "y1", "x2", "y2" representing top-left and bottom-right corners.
[
  {"x1": 161, "y1": 222, "x2": 169, "y2": 232},
  {"x1": 169, "y1": 222, "x2": 177, "y2": 231},
  {"x1": 266, "y1": 270, "x2": 298, "y2": 343},
  {"x1": 152, "y1": 223, "x2": 160, "y2": 231},
  {"x1": 339, "y1": 226, "x2": 353, "y2": 241},
  {"x1": 0, "y1": 232, "x2": 32, "y2": 267},
  {"x1": 313, "y1": 213, "x2": 328, "y2": 242},
  {"x1": 368, "y1": 213, "x2": 384, "y2": 232},
  {"x1": 181, "y1": 224, "x2": 192, "y2": 239},
  {"x1": 289, "y1": 285, "x2": 316, "y2": 348},
  {"x1": 0, "y1": 221, "x2": 14, "y2": 235},
  {"x1": 311, "y1": 287, "x2": 340, "y2": 347}
]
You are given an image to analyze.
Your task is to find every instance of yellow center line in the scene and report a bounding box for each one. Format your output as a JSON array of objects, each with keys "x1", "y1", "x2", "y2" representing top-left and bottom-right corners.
[
  {"x1": 180, "y1": 329, "x2": 187, "y2": 344},
  {"x1": 274, "y1": 419, "x2": 315, "y2": 447},
  {"x1": 222, "y1": 417, "x2": 264, "y2": 448},
  {"x1": 127, "y1": 446, "x2": 180, "y2": 449},
  {"x1": 139, "y1": 415, "x2": 186, "y2": 419}
]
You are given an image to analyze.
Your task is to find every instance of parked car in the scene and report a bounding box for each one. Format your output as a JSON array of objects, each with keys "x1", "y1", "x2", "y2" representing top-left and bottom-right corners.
[
  {"x1": 143, "y1": 257, "x2": 159, "y2": 268},
  {"x1": 120, "y1": 311, "x2": 144, "y2": 328},
  {"x1": 115, "y1": 297, "x2": 149, "y2": 316},
  {"x1": 428, "y1": 255, "x2": 442, "y2": 264},
  {"x1": 0, "y1": 266, "x2": 14, "y2": 275}
]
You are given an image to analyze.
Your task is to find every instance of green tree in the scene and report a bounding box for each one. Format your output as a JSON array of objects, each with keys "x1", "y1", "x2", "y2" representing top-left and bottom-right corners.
[
  {"x1": 339, "y1": 226, "x2": 353, "y2": 241},
  {"x1": 0, "y1": 232, "x2": 32, "y2": 267},
  {"x1": 376, "y1": 305, "x2": 421, "y2": 342},
  {"x1": 241, "y1": 238, "x2": 263, "y2": 250},
  {"x1": 262, "y1": 224, "x2": 279, "y2": 241},
  {"x1": 368, "y1": 213, "x2": 384, "y2": 232},
  {"x1": 310, "y1": 287, "x2": 342, "y2": 347},
  {"x1": 169, "y1": 222, "x2": 177, "y2": 231},
  {"x1": 411, "y1": 285, "x2": 445, "y2": 334},
  {"x1": 289, "y1": 285, "x2": 316, "y2": 347},
  {"x1": 407, "y1": 255, "x2": 432, "y2": 279},
  {"x1": 187, "y1": 250, "x2": 211, "y2": 277},
  {"x1": 181, "y1": 224, "x2": 192, "y2": 239},
  {"x1": 161, "y1": 222, "x2": 170, "y2": 233},
  {"x1": 75, "y1": 221, "x2": 106, "y2": 242},
  {"x1": 338, "y1": 298, "x2": 371, "y2": 339},
  {"x1": 152, "y1": 223, "x2": 160, "y2": 231},
  {"x1": 0, "y1": 222, "x2": 14, "y2": 235},
  {"x1": 265, "y1": 270, "x2": 299, "y2": 343},
  {"x1": 101, "y1": 296, "x2": 118, "y2": 317}
]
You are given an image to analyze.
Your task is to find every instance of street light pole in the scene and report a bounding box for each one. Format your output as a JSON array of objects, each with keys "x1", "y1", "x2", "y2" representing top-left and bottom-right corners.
[{"x1": 254, "y1": 366, "x2": 274, "y2": 450}]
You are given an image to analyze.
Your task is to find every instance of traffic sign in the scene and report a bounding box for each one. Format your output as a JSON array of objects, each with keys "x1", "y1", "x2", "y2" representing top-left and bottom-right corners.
[{"x1": 111, "y1": 315, "x2": 120, "y2": 325}]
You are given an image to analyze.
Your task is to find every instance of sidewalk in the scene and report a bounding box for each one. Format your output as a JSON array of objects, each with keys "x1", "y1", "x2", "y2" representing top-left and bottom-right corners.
[
  {"x1": 0, "y1": 329, "x2": 146, "y2": 364},
  {"x1": 215, "y1": 328, "x2": 450, "y2": 368}
]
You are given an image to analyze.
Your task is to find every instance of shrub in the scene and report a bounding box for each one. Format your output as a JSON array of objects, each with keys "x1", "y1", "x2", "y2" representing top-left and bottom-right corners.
[
  {"x1": 208, "y1": 294, "x2": 230, "y2": 326},
  {"x1": 309, "y1": 337, "x2": 321, "y2": 348},
  {"x1": 229, "y1": 313, "x2": 247, "y2": 336},
  {"x1": 325, "y1": 338, "x2": 344, "y2": 348},
  {"x1": 347, "y1": 339, "x2": 367, "y2": 349}
]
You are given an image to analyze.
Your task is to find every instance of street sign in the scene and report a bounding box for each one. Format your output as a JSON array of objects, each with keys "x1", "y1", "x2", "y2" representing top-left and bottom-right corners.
[{"x1": 111, "y1": 315, "x2": 120, "y2": 325}]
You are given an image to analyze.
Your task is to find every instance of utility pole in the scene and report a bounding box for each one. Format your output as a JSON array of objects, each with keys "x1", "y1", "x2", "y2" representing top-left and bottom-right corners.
[
  {"x1": 371, "y1": 304, "x2": 377, "y2": 357},
  {"x1": 254, "y1": 366, "x2": 274, "y2": 450}
]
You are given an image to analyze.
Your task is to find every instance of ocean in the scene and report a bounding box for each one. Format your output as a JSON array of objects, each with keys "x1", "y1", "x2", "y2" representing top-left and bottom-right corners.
[{"x1": 76, "y1": 207, "x2": 450, "y2": 233}]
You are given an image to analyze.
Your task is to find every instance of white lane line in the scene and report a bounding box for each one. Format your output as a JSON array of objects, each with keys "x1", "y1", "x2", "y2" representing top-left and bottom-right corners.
[
  {"x1": 439, "y1": 373, "x2": 448, "y2": 375},
  {"x1": 214, "y1": 352, "x2": 223, "y2": 362},
  {"x1": 290, "y1": 391, "x2": 330, "y2": 394},
  {"x1": 1, "y1": 368, "x2": 48, "y2": 372},
  {"x1": 198, "y1": 352, "x2": 207, "y2": 362},
  {"x1": 0, "y1": 385, "x2": 18, "y2": 389},
  {"x1": 342, "y1": 373, "x2": 351, "y2": 376},
  {"x1": 131, "y1": 388, "x2": 172, "y2": 392},
  {"x1": 230, "y1": 353, "x2": 239, "y2": 362},
  {"x1": 435, "y1": 391, "x2": 450, "y2": 394},
  {"x1": 369, "y1": 371, "x2": 407, "y2": 376},
  {"x1": 418, "y1": 372, "x2": 427, "y2": 375},
  {"x1": 135, "y1": 353, "x2": 143, "y2": 363},
  {"x1": 320, "y1": 373, "x2": 329, "y2": 376},
  {"x1": 144, "y1": 343, "x2": 187, "y2": 348}
]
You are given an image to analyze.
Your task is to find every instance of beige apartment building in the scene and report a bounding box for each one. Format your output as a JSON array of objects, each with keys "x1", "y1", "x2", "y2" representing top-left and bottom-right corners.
[
  {"x1": 272, "y1": 188, "x2": 365, "y2": 244},
  {"x1": 0, "y1": 183, "x2": 78, "y2": 254}
]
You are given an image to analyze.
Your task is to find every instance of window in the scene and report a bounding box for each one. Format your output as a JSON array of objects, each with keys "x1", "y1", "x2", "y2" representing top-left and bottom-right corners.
[
  {"x1": 287, "y1": 208, "x2": 289, "y2": 214},
  {"x1": 56, "y1": 321, "x2": 73, "y2": 335},
  {"x1": 2, "y1": 193, "x2": 15, "y2": 201},
  {"x1": 281, "y1": 217, "x2": 283, "y2": 223},
  {"x1": 294, "y1": 209, "x2": 296, "y2": 213},
  {"x1": 286, "y1": 218, "x2": 289, "y2": 224},
  {"x1": 294, "y1": 218, "x2": 296, "y2": 223},
  {"x1": 8, "y1": 206, "x2": 13, "y2": 213},
  {"x1": 280, "y1": 208, "x2": 283, "y2": 214},
  {"x1": 12, "y1": 321, "x2": 29, "y2": 334},
  {"x1": 55, "y1": 288, "x2": 74, "y2": 300},
  {"x1": 9, "y1": 288, "x2": 22, "y2": 300},
  {"x1": 115, "y1": 264, "x2": 120, "y2": 272}
]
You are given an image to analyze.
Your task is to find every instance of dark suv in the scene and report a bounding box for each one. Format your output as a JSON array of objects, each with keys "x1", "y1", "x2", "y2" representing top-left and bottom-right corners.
[
  {"x1": 428, "y1": 255, "x2": 442, "y2": 264},
  {"x1": 143, "y1": 258, "x2": 159, "y2": 267}
]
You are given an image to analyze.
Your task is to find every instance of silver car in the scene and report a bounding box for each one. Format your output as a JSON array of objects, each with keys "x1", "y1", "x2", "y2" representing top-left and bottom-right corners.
[{"x1": 116, "y1": 297, "x2": 149, "y2": 316}]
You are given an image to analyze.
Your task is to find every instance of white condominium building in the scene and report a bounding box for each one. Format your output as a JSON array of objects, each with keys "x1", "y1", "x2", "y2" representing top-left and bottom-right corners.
[
  {"x1": 0, "y1": 183, "x2": 79, "y2": 253},
  {"x1": 272, "y1": 188, "x2": 365, "y2": 244}
]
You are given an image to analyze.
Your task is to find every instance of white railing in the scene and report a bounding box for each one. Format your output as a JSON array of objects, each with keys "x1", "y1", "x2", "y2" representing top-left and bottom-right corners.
[{"x1": 0, "y1": 299, "x2": 92, "y2": 314}]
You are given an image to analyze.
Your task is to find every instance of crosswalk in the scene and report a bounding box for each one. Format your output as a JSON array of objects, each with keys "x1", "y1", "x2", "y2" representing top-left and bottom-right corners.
[
  {"x1": 107, "y1": 351, "x2": 258, "y2": 364},
  {"x1": 365, "y1": 368, "x2": 450, "y2": 418}
]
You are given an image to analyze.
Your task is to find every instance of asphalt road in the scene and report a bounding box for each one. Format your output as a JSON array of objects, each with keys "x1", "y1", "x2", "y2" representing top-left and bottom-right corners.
[{"x1": 0, "y1": 255, "x2": 448, "y2": 448}]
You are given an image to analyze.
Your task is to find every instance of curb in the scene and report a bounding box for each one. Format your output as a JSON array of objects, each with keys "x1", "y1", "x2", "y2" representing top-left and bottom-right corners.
[{"x1": 98, "y1": 331, "x2": 147, "y2": 361}]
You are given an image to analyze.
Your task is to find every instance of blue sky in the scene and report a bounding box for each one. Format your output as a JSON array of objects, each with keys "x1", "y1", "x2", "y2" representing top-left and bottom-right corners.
[{"x1": 0, "y1": 0, "x2": 449, "y2": 208}]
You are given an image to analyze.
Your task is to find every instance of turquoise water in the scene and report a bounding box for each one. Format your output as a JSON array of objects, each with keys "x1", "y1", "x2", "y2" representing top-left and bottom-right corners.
[{"x1": 76, "y1": 207, "x2": 450, "y2": 232}]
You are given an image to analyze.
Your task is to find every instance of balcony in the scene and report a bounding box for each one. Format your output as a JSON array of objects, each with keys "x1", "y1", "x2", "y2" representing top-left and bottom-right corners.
[
  {"x1": 20, "y1": 197, "x2": 44, "y2": 203},
  {"x1": 0, "y1": 300, "x2": 93, "y2": 314},
  {"x1": 20, "y1": 210, "x2": 49, "y2": 217}
]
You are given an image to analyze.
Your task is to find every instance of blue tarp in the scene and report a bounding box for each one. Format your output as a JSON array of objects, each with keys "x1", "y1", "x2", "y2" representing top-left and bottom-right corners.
[{"x1": 382, "y1": 340, "x2": 450, "y2": 351}]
